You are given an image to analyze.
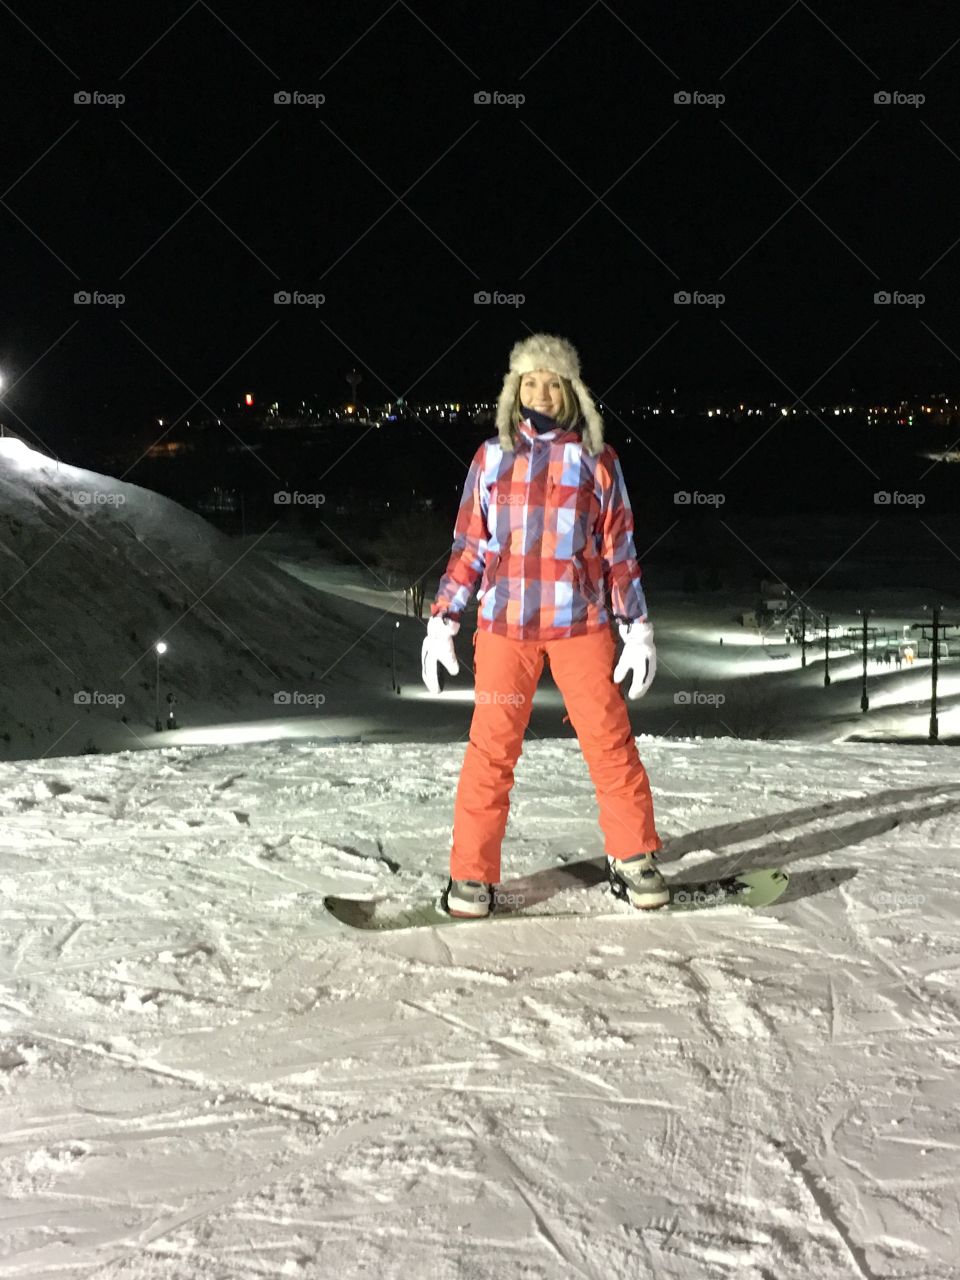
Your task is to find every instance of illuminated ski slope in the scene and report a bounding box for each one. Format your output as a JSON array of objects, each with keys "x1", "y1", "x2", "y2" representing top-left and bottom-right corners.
[{"x1": 1, "y1": 733, "x2": 958, "y2": 1278}]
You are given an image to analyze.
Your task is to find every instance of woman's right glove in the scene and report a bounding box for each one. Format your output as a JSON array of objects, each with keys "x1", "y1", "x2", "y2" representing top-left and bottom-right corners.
[{"x1": 421, "y1": 614, "x2": 461, "y2": 694}]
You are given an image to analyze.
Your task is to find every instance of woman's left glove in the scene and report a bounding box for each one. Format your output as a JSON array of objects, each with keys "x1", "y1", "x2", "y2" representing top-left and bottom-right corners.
[{"x1": 612, "y1": 619, "x2": 657, "y2": 699}]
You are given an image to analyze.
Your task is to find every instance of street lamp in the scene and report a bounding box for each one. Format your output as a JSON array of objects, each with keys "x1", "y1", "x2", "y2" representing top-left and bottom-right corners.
[
  {"x1": 856, "y1": 608, "x2": 870, "y2": 712},
  {"x1": 392, "y1": 619, "x2": 400, "y2": 694},
  {"x1": 799, "y1": 606, "x2": 807, "y2": 669},
  {"x1": 155, "y1": 640, "x2": 168, "y2": 731}
]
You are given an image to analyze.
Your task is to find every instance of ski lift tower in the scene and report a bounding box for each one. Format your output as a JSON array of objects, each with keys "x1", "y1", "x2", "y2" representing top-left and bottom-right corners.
[{"x1": 910, "y1": 605, "x2": 960, "y2": 741}]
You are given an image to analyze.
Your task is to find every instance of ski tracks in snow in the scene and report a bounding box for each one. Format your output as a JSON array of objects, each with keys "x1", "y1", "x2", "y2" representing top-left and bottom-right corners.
[{"x1": 1, "y1": 738, "x2": 960, "y2": 1276}]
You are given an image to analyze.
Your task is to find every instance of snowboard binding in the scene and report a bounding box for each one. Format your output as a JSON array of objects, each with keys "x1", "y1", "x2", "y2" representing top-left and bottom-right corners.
[{"x1": 438, "y1": 877, "x2": 498, "y2": 918}]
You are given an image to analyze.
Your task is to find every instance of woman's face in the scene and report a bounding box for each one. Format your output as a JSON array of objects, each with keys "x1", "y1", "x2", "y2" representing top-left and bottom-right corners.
[{"x1": 520, "y1": 368, "x2": 564, "y2": 418}]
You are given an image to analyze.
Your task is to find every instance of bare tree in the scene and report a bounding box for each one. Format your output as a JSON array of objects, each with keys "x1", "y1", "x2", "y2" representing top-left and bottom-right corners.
[{"x1": 367, "y1": 511, "x2": 453, "y2": 619}]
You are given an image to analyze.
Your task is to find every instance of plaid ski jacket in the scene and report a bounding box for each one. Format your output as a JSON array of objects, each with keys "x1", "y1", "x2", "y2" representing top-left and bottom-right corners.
[{"x1": 430, "y1": 416, "x2": 649, "y2": 642}]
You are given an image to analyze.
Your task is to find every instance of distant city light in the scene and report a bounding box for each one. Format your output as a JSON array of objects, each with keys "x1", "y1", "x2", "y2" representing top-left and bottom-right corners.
[{"x1": 101, "y1": 392, "x2": 960, "y2": 442}]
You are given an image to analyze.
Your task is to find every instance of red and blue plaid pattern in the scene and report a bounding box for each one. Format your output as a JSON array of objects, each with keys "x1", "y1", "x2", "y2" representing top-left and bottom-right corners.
[{"x1": 430, "y1": 417, "x2": 649, "y2": 641}]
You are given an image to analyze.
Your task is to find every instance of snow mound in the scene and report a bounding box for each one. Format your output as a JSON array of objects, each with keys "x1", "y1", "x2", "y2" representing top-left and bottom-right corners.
[{"x1": 0, "y1": 440, "x2": 384, "y2": 761}]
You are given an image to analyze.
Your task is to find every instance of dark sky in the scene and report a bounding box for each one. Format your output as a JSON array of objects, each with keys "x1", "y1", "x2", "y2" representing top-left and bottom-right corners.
[{"x1": 2, "y1": 0, "x2": 960, "y2": 449}]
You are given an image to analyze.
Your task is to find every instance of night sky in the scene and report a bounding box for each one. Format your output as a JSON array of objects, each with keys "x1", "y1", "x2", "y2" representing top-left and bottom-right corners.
[{"x1": 2, "y1": 1, "x2": 960, "y2": 450}]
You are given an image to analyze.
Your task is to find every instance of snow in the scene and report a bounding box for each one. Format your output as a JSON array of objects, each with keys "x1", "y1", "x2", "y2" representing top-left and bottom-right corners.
[
  {"x1": 2, "y1": 733, "x2": 960, "y2": 1278},
  {"x1": 4, "y1": 437, "x2": 960, "y2": 1274},
  {"x1": 0, "y1": 440, "x2": 416, "y2": 763}
]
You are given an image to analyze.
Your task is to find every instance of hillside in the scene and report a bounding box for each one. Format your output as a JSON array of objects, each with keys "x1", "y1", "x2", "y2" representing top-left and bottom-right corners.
[{"x1": 0, "y1": 438, "x2": 398, "y2": 761}]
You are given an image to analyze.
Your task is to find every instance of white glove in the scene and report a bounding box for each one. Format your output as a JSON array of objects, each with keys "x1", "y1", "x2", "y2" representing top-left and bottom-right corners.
[
  {"x1": 612, "y1": 619, "x2": 656, "y2": 699},
  {"x1": 421, "y1": 614, "x2": 461, "y2": 694}
]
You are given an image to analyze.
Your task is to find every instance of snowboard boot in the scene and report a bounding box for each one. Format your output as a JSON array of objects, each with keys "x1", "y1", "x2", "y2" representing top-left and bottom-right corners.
[
  {"x1": 607, "y1": 852, "x2": 670, "y2": 910},
  {"x1": 440, "y1": 878, "x2": 493, "y2": 919}
]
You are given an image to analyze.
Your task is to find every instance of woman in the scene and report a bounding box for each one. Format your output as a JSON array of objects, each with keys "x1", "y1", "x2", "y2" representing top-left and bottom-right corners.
[{"x1": 421, "y1": 333, "x2": 664, "y2": 918}]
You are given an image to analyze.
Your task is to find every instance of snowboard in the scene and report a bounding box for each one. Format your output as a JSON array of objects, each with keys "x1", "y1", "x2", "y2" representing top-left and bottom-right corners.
[{"x1": 323, "y1": 867, "x2": 789, "y2": 933}]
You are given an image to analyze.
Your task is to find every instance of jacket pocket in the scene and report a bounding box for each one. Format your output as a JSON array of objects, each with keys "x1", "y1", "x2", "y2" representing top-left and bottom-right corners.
[
  {"x1": 478, "y1": 551, "x2": 500, "y2": 602},
  {"x1": 572, "y1": 553, "x2": 600, "y2": 605}
]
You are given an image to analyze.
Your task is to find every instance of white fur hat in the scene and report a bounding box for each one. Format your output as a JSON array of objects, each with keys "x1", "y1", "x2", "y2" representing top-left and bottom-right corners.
[{"x1": 495, "y1": 332, "x2": 605, "y2": 456}]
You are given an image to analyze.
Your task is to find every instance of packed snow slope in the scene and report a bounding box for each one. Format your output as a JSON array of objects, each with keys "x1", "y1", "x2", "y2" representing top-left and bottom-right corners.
[
  {"x1": 1, "y1": 733, "x2": 959, "y2": 1278},
  {"x1": 0, "y1": 439, "x2": 396, "y2": 762}
]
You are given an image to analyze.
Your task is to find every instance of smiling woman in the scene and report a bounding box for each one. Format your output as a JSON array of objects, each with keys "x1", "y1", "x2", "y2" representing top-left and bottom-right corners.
[
  {"x1": 421, "y1": 332, "x2": 664, "y2": 920},
  {"x1": 518, "y1": 369, "x2": 567, "y2": 422}
]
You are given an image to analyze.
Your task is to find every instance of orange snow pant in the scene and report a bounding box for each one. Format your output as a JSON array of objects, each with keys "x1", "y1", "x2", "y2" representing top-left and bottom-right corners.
[{"x1": 450, "y1": 625, "x2": 662, "y2": 883}]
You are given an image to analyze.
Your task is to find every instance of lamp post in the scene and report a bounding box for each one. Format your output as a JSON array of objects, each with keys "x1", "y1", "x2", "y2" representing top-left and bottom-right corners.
[
  {"x1": 800, "y1": 606, "x2": 807, "y2": 669},
  {"x1": 930, "y1": 606, "x2": 940, "y2": 742},
  {"x1": 823, "y1": 615, "x2": 831, "y2": 686},
  {"x1": 155, "y1": 640, "x2": 167, "y2": 731},
  {"x1": 857, "y1": 608, "x2": 870, "y2": 712},
  {"x1": 391, "y1": 619, "x2": 400, "y2": 694}
]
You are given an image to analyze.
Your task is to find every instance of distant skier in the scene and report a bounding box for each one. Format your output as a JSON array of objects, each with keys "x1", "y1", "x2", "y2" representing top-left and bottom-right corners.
[{"x1": 421, "y1": 333, "x2": 664, "y2": 918}]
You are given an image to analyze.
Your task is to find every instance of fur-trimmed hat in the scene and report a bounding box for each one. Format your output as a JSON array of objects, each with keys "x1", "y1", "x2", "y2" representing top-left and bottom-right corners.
[{"x1": 495, "y1": 332, "x2": 605, "y2": 456}]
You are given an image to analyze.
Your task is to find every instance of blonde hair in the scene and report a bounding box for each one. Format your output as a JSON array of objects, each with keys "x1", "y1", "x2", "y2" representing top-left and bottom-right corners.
[{"x1": 512, "y1": 372, "x2": 581, "y2": 429}]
